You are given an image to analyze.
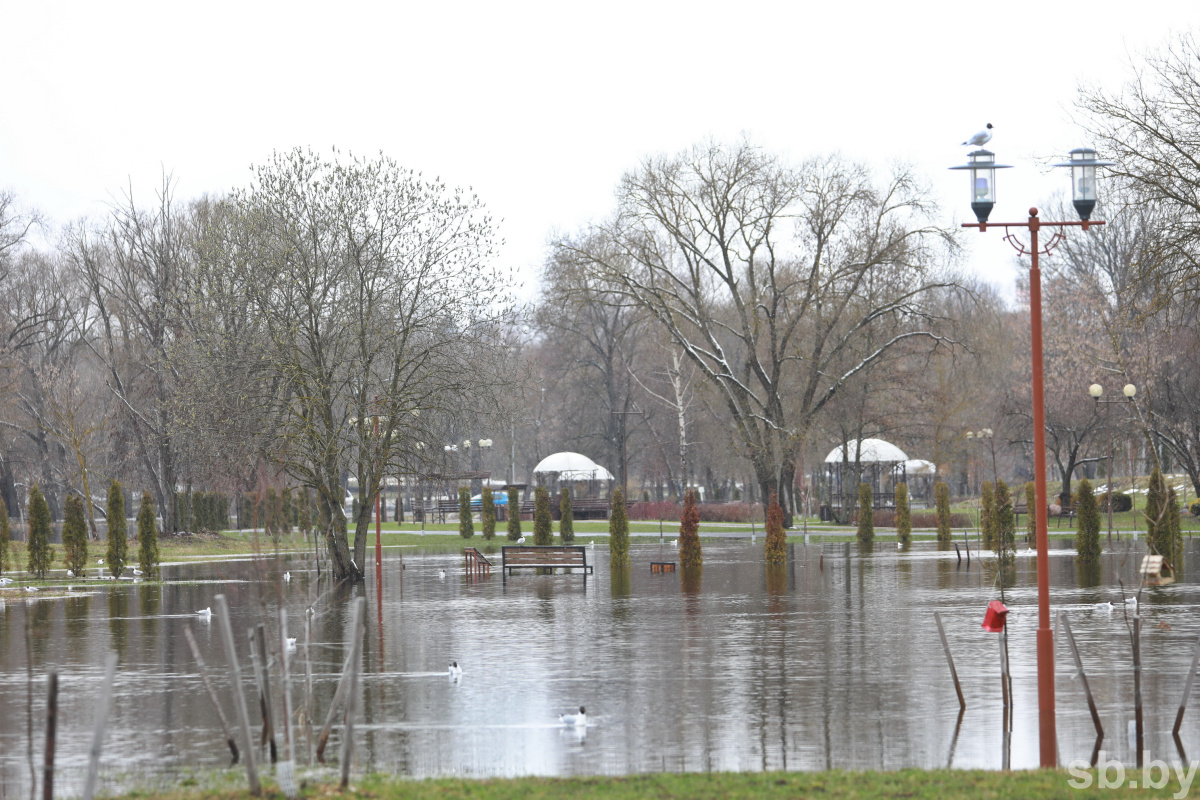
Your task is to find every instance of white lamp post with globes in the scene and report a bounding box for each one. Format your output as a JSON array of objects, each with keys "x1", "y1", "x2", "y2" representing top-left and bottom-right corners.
[{"x1": 1089, "y1": 382, "x2": 1137, "y2": 548}]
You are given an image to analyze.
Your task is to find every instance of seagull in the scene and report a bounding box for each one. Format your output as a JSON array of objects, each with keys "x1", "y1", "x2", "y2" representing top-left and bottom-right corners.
[
  {"x1": 448, "y1": 661, "x2": 462, "y2": 678},
  {"x1": 1095, "y1": 601, "x2": 1114, "y2": 611},
  {"x1": 66, "y1": 570, "x2": 75, "y2": 577},
  {"x1": 961, "y1": 123, "x2": 993, "y2": 146},
  {"x1": 1126, "y1": 596, "x2": 1138, "y2": 607},
  {"x1": 25, "y1": 586, "x2": 37, "y2": 593},
  {"x1": 516, "y1": 536, "x2": 525, "y2": 544},
  {"x1": 896, "y1": 542, "x2": 902, "y2": 550},
  {"x1": 559, "y1": 706, "x2": 587, "y2": 727},
  {"x1": 0, "y1": 577, "x2": 13, "y2": 586},
  {"x1": 285, "y1": 637, "x2": 297, "y2": 650},
  {"x1": 670, "y1": 539, "x2": 678, "y2": 547},
  {"x1": 438, "y1": 569, "x2": 446, "y2": 579},
  {"x1": 96, "y1": 558, "x2": 104, "y2": 565},
  {"x1": 197, "y1": 607, "x2": 212, "y2": 619},
  {"x1": 131, "y1": 567, "x2": 144, "y2": 576}
]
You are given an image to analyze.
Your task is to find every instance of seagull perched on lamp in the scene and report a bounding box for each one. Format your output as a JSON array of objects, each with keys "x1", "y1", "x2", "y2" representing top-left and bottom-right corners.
[{"x1": 961, "y1": 123, "x2": 994, "y2": 146}]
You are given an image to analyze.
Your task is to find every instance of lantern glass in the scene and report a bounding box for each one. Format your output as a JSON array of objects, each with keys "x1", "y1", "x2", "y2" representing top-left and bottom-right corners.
[
  {"x1": 972, "y1": 167, "x2": 996, "y2": 204},
  {"x1": 1073, "y1": 163, "x2": 1097, "y2": 203}
]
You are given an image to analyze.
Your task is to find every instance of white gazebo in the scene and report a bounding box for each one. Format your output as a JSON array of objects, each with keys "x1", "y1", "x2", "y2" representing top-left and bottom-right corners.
[
  {"x1": 817, "y1": 438, "x2": 910, "y2": 523},
  {"x1": 903, "y1": 458, "x2": 937, "y2": 506},
  {"x1": 533, "y1": 451, "x2": 614, "y2": 499}
]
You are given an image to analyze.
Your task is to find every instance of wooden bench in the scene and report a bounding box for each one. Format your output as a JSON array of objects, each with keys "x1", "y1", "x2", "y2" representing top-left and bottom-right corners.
[
  {"x1": 501, "y1": 546, "x2": 594, "y2": 581},
  {"x1": 1013, "y1": 504, "x2": 1075, "y2": 528},
  {"x1": 571, "y1": 498, "x2": 611, "y2": 520},
  {"x1": 416, "y1": 500, "x2": 459, "y2": 523}
]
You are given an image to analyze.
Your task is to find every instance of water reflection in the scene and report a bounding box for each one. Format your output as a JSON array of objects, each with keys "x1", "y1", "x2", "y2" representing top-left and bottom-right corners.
[{"x1": 6, "y1": 543, "x2": 1200, "y2": 794}]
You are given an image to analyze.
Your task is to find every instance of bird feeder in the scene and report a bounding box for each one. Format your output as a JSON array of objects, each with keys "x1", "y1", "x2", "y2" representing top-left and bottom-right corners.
[
  {"x1": 1051, "y1": 148, "x2": 1115, "y2": 223},
  {"x1": 981, "y1": 600, "x2": 1010, "y2": 632},
  {"x1": 949, "y1": 150, "x2": 1011, "y2": 224}
]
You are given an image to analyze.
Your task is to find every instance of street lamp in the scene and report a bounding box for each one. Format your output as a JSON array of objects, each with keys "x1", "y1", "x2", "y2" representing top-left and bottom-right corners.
[
  {"x1": 1089, "y1": 382, "x2": 1137, "y2": 549},
  {"x1": 952, "y1": 145, "x2": 1114, "y2": 769},
  {"x1": 966, "y1": 428, "x2": 998, "y2": 484}
]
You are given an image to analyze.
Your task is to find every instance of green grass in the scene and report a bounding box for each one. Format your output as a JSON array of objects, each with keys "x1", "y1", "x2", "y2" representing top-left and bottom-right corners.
[{"x1": 110, "y1": 768, "x2": 1191, "y2": 799}]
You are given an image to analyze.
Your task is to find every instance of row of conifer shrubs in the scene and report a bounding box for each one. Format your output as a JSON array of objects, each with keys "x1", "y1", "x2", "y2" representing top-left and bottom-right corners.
[{"x1": 0, "y1": 480, "x2": 161, "y2": 581}]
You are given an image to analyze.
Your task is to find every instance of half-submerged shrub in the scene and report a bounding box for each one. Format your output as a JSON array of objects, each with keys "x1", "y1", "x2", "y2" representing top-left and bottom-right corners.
[
  {"x1": 106, "y1": 480, "x2": 127, "y2": 579},
  {"x1": 0, "y1": 497, "x2": 10, "y2": 575},
  {"x1": 137, "y1": 491, "x2": 160, "y2": 578},
  {"x1": 995, "y1": 479, "x2": 1016, "y2": 567},
  {"x1": 935, "y1": 482, "x2": 952, "y2": 547},
  {"x1": 1025, "y1": 481, "x2": 1037, "y2": 542},
  {"x1": 507, "y1": 487, "x2": 522, "y2": 541},
  {"x1": 481, "y1": 487, "x2": 495, "y2": 540},
  {"x1": 895, "y1": 482, "x2": 911, "y2": 548},
  {"x1": 856, "y1": 483, "x2": 874, "y2": 548},
  {"x1": 1075, "y1": 477, "x2": 1101, "y2": 563},
  {"x1": 764, "y1": 491, "x2": 786, "y2": 565},
  {"x1": 27, "y1": 486, "x2": 52, "y2": 579},
  {"x1": 533, "y1": 486, "x2": 553, "y2": 545},
  {"x1": 458, "y1": 486, "x2": 474, "y2": 539},
  {"x1": 679, "y1": 489, "x2": 703, "y2": 568},
  {"x1": 1146, "y1": 467, "x2": 1168, "y2": 558},
  {"x1": 560, "y1": 487, "x2": 574, "y2": 544},
  {"x1": 62, "y1": 494, "x2": 88, "y2": 576},
  {"x1": 609, "y1": 486, "x2": 629, "y2": 568},
  {"x1": 980, "y1": 481, "x2": 996, "y2": 550}
]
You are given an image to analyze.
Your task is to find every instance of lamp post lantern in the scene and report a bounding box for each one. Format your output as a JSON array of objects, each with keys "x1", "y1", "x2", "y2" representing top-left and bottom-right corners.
[
  {"x1": 1089, "y1": 382, "x2": 1137, "y2": 550},
  {"x1": 952, "y1": 145, "x2": 1113, "y2": 769}
]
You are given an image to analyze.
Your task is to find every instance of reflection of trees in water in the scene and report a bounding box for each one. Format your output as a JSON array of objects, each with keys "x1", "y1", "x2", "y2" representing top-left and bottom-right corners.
[
  {"x1": 937, "y1": 556, "x2": 953, "y2": 590},
  {"x1": 680, "y1": 566, "x2": 701, "y2": 606},
  {"x1": 64, "y1": 593, "x2": 90, "y2": 640},
  {"x1": 1076, "y1": 560, "x2": 1103, "y2": 588},
  {"x1": 766, "y1": 564, "x2": 787, "y2": 604},
  {"x1": 108, "y1": 590, "x2": 129, "y2": 661},
  {"x1": 609, "y1": 567, "x2": 630, "y2": 601}
]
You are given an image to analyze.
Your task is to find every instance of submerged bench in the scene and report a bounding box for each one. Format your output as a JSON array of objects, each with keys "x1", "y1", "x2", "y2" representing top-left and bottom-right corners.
[{"x1": 501, "y1": 546, "x2": 593, "y2": 580}]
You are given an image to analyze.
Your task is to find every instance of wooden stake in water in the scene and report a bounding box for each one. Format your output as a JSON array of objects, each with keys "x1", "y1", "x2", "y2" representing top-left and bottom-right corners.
[
  {"x1": 1174, "y1": 627, "x2": 1200, "y2": 735},
  {"x1": 82, "y1": 652, "x2": 118, "y2": 800},
  {"x1": 341, "y1": 597, "x2": 366, "y2": 789},
  {"x1": 183, "y1": 626, "x2": 239, "y2": 764},
  {"x1": 1059, "y1": 612, "x2": 1103, "y2": 738},
  {"x1": 934, "y1": 612, "x2": 966, "y2": 710},
  {"x1": 315, "y1": 647, "x2": 355, "y2": 763},
  {"x1": 303, "y1": 612, "x2": 314, "y2": 765},
  {"x1": 249, "y1": 625, "x2": 278, "y2": 763},
  {"x1": 1134, "y1": 615, "x2": 1144, "y2": 768},
  {"x1": 43, "y1": 669, "x2": 58, "y2": 800},
  {"x1": 276, "y1": 608, "x2": 298, "y2": 798},
  {"x1": 215, "y1": 594, "x2": 260, "y2": 795}
]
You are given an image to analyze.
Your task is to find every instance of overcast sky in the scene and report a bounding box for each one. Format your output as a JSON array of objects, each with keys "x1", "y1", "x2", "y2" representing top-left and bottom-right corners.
[{"x1": 2, "y1": 1, "x2": 1193, "y2": 304}]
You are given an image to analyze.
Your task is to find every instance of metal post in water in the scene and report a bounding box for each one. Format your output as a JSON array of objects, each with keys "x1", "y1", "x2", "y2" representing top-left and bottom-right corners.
[
  {"x1": 934, "y1": 612, "x2": 966, "y2": 710},
  {"x1": 1134, "y1": 615, "x2": 1144, "y2": 767},
  {"x1": 1174, "y1": 627, "x2": 1200, "y2": 735},
  {"x1": 1060, "y1": 612, "x2": 1103, "y2": 738},
  {"x1": 215, "y1": 594, "x2": 260, "y2": 795},
  {"x1": 184, "y1": 626, "x2": 239, "y2": 764},
  {"x1": 340, "y1": 597, "x2": 366, "y2": 789},
  {"x1": 43, "y1": 669, "x2": 57, "y2": 800},
  {"x1": 82, "y1": 652, "x2": 118, "y2": 800}
]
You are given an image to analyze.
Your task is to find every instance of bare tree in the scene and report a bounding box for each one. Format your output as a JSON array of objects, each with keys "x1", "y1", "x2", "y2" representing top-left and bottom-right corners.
[
  {"x1": 194, "y1": 148, "x2": 510, "y2": 582},
  {"x1": 561, "y1": 140, "x2": 958, "y2": 524}
]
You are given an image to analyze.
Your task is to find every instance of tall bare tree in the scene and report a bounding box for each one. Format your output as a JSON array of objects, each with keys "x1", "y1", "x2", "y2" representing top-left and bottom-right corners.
[{"x1": 561, "y1": 141, "x2": 958, "y2": 524}]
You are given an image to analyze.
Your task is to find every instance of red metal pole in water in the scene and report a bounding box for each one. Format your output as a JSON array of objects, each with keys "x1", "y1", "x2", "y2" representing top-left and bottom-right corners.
[
  {"x1": 375, "y1": 406, "x2": 383, "y2": 580},
  {"x1": 1027, "y1": 209, "x2": 1057, "y2": 768}
]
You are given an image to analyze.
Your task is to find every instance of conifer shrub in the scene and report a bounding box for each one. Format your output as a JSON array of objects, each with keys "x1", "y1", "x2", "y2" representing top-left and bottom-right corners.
[
  {"x1": 1146, "y1": 467, "x2": 1168, "y2": 557},
  {"x1": 0, "y1": 497, "x2": 10, "y2": 575},
  {"x1": 106, "y1": 480, "x2": 127, "y2": 578},
  {"x1": 1166, "y1": 487, "x2": 1183, "y2": 566},
  {"x1": 281, "y1": 488, "x2": 294, "y2": 535},
  {"x1": 980, "y1": 481, "x2": 996, "y2": 550},
  {"x1": 609, "y1": 486, "x2": 630, "y2": 568},
  {"x1": 62, "y1": 494, "x2": 88, "y2": 576},
  {"x1": 458, "y1": 486, "x2": 474, "y2": 539},
  {"x1": 137, "y1": 491, "x2": 159, "y2": 577},
  {"x1": 481, "y1": 487, "x2": 495, "y2": 540},
  {"x1": 533, "y1": 486, "x2": 553, "y2": 545},
  {"x1": 935, "y1": 482, "x2": 952, "y2": 547},
  {"x1": 995, "y1": 479, "x2": 1016, "y2": 567},
  {"x1": 1075, "y1": 477, "x2": 1101, "y2": 563},
  {"x1": 1025, "y1": 481, "x2": 1037, "y2": 542},
  {"x1": 1103, "y1": 491, "x2": 1133, "y2": 513},
  {"x1": 1190, "y1": 499, "x2": 1200, "y2": 518},
  {"x1": 27, "y1": 485, "x2": 52, "y2": 579},
  {"x1": 560, "y1": 487, "x2": 575, "y2": 543},
  {"x1": 297, "y1": 489, "x2": 312, "y2": 536},
  {"x1": 265, "y1": 487, "x2": 279, "y2": 542},
  {"x1": 764, "y1": 490, "x2": 786, "y2": 565},
  {"x1": 507, "y1": 487, "x2": 522, "y2": 541},
  {"x1": 679, "y1": 488, "x2": 703, "y2": 568},
  {"x1": 856, "y1": 483, "x2": 874, "y2": 548},
  {"x1": 895, "y1": 482, "x2": 911, "y2": 548}
]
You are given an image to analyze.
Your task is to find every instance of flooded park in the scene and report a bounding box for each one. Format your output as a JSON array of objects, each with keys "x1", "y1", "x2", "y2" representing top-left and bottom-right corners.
[{"x1": 4, "y1": 537, "x2": 1200, "y2": 796}]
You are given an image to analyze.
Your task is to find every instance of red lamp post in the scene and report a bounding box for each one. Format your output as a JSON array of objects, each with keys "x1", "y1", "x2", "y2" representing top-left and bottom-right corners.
[{"x1": 951, "y1": 146, "x2": 1114, "y2": 769}]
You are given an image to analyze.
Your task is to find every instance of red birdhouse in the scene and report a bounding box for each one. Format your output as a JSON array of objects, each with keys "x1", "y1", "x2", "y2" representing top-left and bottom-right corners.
[{"x1": 981, "y1": 600, "x2": 1009, "y2": 632}]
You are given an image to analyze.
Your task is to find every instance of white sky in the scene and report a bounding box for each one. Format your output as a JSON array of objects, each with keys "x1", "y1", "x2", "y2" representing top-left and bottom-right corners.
[{"x1": 2, "y1": 1, "x2": 1194, "y2": 304}]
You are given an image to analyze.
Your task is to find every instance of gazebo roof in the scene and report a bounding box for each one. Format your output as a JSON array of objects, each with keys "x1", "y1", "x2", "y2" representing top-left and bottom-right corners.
[
  {"x1": 904, "y1": 458, "x2": 937, "y2": 475},
  {"x1": 824, "y1": 438, "x2": 909, "y2": 464},
  {"x1": 533, "y1": 451, "x2": 615, "y2": 481}
]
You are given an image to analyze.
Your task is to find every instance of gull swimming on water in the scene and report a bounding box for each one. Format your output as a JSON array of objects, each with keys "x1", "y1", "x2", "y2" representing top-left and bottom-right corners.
[
  {"x1": 559, "y1": 706, "x2": 587, "y2": 727},
  {"x1": 1095, "y1": 601, "x2": 1113, "y2": 611},
  {"x1": 448, "y1": 661, "x2": 462, "y2": 678},
  {"x1": 197, "y1": 607, "x2": 212, "y2": 619},
  {"x1": 516, "y1": 536, "x2": 525, "y2": 544},
  {"x1": 284, "y1": 571, "x2": 291, "y2": 582}
]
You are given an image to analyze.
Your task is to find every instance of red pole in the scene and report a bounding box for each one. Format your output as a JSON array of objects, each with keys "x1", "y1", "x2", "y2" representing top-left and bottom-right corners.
[
  {"x1": 1027, "y1": 208, "x2": 1057, "y2": 768},
  {"x1": 375, "y1": 409, "x2": 383, "y2": 577}
]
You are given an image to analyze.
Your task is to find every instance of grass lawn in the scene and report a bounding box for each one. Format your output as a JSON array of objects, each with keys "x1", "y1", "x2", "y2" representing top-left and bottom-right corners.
[{"x1": 114, "y1": 768, "x2": 1193, "y2": 799}]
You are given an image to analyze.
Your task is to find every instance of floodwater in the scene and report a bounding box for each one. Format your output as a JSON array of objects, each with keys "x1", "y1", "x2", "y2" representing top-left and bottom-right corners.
[{"x1": 3, "y1": 537, "x2": 1200, "y2": 796}]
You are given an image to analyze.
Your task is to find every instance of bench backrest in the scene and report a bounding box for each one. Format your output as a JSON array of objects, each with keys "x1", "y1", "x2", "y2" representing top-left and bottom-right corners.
[{"x1": 503, "y1": 546, "x2": 588, "y2": 566}]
